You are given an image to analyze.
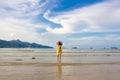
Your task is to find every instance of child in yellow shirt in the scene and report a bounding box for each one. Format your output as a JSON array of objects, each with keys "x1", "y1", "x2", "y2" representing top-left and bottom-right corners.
[{"x1": 56, "y1": 41, "x2": 63, "y2": 60}]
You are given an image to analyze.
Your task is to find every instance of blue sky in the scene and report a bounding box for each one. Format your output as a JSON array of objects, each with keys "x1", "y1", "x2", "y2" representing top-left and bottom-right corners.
[{"x1": 0, "y1": 0, "x2": 120, "y2": 48}]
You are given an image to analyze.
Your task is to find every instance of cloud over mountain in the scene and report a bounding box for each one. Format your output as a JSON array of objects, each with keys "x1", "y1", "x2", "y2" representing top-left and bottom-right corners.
[{"x1": 0, "y1": 0, "x2": 119, "y2": 48}]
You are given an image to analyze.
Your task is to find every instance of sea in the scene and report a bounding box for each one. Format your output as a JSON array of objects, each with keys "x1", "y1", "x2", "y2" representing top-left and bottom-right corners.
[
  {"x1": 0, "y1": 48, "x2": 120, "y2": 64},
  {"x1": 0, "y1": 48, "x2": 120, "y2": 80}
]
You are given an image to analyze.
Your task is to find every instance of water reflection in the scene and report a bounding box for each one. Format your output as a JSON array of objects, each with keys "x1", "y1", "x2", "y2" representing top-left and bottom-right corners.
[{"x1": 56, "y1": 59, "x2": 62, "y2": 79}]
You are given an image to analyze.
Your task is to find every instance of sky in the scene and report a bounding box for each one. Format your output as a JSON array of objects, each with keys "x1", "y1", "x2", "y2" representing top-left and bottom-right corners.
[{"x1": 0, "y1": 0, "x2": 120, "y2": 49}]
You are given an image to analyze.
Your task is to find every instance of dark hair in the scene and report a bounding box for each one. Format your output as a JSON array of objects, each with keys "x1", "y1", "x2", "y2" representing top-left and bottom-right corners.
[{"x1": 57, "y1": 41, "x2": 63, "y2": 45}]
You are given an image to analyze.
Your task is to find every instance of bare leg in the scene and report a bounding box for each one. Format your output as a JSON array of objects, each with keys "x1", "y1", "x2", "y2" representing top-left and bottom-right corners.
[
  {"x1": 57, "y1": 54, "x2": 59, "y2": 60},
  {"x1": 60, "y1": 54, "x2": 61, "y2": 60},
  {"x1": 57, "y1": 53, "x2": 62, "y2": 60}
]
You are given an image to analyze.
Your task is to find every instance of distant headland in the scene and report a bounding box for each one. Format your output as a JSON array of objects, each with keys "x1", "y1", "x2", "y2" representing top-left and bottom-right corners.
[{"x1": 0, "y1": 39, "x2": 53, "y2": 48}]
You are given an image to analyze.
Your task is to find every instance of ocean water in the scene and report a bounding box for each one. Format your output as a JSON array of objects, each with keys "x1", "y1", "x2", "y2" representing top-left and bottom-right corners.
[
  {"x1": 0, "y1": 48, "x2": 120, "y2": 80},
  {"x1": 0, "y1": 48, "x2": 120, "y2": 63}
]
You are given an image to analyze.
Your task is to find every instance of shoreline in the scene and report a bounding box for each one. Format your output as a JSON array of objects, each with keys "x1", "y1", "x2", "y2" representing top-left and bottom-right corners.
[{"x1": 1, "y1": 62, "x2": 120, "y2": 66}]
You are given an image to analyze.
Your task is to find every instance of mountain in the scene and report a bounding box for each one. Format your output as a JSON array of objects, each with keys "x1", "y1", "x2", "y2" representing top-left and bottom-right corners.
[{"x1": 0, "y1": 39, "x2": 53, "y2": 48}]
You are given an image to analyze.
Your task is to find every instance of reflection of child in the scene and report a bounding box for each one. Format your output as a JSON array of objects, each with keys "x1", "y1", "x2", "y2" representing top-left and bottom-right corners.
[
  {"x1": 56, "y1": 41, "x2": 63, "y2": 60},
  {"x1": 57, "y1": 59, "x2": 62, "y2": 78}
]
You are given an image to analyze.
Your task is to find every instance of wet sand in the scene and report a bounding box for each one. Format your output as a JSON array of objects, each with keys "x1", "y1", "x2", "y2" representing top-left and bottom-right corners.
[
  {"x1": 0, "y1": 49, "x2": 120, "y2": 80},
  {"x1": 0, "y1": 61, "x2": 120, "y2": 80}
]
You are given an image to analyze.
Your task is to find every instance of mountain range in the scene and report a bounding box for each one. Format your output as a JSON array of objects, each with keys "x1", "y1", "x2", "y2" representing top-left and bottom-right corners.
[{"x1": 0, "y1": 39, "x2": 52, "y2": 48}]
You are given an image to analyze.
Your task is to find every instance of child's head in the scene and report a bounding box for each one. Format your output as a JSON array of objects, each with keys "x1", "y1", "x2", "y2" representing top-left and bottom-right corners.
[{"x1": 57, "y1": 41, "x2": 63, "y2": 45}]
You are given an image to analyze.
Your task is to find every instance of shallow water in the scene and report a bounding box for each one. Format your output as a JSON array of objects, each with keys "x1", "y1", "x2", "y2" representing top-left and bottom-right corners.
[
  {"x1": 0, "y1": 48, "x2": 120, "y2": 63},
  {"x1": 0, "y1": 48, "x2": 120, "y2": 80}
]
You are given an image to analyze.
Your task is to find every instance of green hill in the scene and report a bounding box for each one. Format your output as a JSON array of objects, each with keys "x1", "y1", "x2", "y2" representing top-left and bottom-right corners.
[{"x1": 0, "y1": 39, "x2": 53, "y2": 48}]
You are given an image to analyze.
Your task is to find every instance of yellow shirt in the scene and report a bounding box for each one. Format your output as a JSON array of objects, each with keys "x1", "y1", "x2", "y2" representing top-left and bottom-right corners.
[{"x1": 56, "y1": 45, "x2": 62, "y2": 55}]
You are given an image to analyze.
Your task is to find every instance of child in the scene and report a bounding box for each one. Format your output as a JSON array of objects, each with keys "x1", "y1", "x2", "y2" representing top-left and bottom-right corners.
[{"x1": 56, "y1": 41, "x2": 63, "y2": 60}]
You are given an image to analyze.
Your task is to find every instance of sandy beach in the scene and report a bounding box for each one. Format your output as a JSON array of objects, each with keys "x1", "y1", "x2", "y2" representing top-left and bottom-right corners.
[{"x1": 0, "y1": 48, "x2": 120, "y2": 80}]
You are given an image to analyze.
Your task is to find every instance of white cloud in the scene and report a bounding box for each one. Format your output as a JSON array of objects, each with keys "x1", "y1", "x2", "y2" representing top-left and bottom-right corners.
[
  {"x1": 0, "y1": 18, "x2": 48, "y2": 43},
  {"x1": 0, "y1": 0, "x2": 49, "y2": 18},
  {"x1": 66, "y1": 34, "x2": 120, "y2": 48},
  {"x1": 0, "y1": 0, "x2": 53, "y2": 45},
  {"x1": 0, "y1": 0, "x2": 119, "y2": 48},
  {"x1": 104, "y1": 35, "x2": 120, "y2": 40},
  {"x1": 44, "y1": 0, "x2": 120, "y2": 34}
]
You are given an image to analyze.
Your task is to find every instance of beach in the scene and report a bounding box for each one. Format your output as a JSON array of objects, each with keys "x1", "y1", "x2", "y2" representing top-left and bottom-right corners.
[{"x1": 0, "y1": 48, "x2": 120, "y2": 80}]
